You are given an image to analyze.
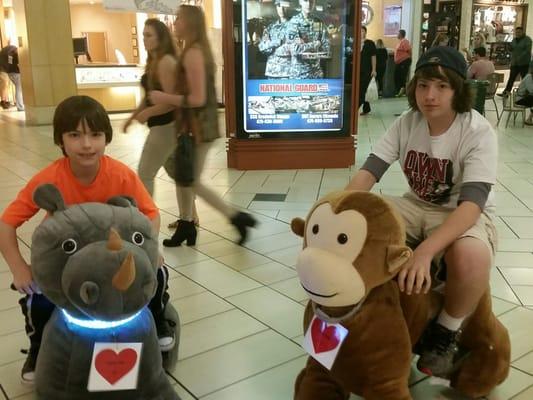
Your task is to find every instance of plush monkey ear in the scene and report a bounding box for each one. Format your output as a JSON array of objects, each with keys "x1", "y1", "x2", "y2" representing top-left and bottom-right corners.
[
  {"x1": 386, "y1": 245, "x2": 413, "y2": 274},
  {"x1": 291, "y1": 218, "x2": 305, "y2": 237}
]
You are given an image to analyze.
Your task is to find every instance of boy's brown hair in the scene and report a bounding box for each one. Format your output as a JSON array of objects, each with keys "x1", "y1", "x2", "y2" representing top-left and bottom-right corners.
[
  {"x1": 406, "y1": 66, "x2": 473, "y2": 113},
  {"x1": 53, "y1": 95, "x2": 113, "y2": 154}
]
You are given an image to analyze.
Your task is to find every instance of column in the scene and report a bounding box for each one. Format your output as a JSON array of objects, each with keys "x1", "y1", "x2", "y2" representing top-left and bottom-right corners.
[
  {"x1": 407, "y1": 0, "x2": 422, "y2": 73},
  {"x1": 459, "y1": 0, "x2": 473, "y2": 53},
  {"x1": 13, "y1": 0, "x2": 77, "y2": 125}
]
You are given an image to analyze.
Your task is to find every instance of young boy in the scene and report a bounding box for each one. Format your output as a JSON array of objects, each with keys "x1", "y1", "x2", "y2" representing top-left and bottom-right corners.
[
  {"x1": 0, "y1": 95, "x2": 175, "y2": 384},
  {"x1": 347, "y1": 46, "x2": 498, "y2": 378}
]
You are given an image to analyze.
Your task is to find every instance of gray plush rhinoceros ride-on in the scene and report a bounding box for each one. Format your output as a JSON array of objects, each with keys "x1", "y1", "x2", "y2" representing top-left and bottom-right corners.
[{"x1": 30, "y1": 184, "x2": 180, "y2": 400}]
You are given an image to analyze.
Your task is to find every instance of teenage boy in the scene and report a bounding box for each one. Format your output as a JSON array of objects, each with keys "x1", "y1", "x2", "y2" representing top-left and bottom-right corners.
[
  {"x1": 346, "y1": 46, "x2": 498, "y2": 378},
  {"x1": 0, "y1": 95, "x2": 175, "y2": 384}
]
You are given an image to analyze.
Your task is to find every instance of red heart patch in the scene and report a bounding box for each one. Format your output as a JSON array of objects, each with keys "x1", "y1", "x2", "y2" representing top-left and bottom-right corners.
[
  {"x1": 95, "y1": 348, "x2": 137, "y2": 385},
  {"x1": 311, "y1": 318, "x2": 341, "y2": 354}
]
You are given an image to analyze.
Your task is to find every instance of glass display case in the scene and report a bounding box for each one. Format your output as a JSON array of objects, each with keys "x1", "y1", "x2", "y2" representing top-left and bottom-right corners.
[
  {"x1": 75, "y1": 64, "x2": 144, "y2": 88},
  {"x1": 75, "y1": 64, "x2": 144, "y2": 112}
]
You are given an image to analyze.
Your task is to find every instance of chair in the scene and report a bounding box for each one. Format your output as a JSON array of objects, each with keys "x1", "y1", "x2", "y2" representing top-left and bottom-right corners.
[
  {"x1": 485, "y1": 72, "x2": 504, "y2": 119},
  {"x1": 497, "y1": 88, "x2": 526, "y2": 128}
]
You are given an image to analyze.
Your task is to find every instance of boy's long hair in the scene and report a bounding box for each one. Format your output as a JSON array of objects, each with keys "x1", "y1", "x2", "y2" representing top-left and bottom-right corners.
[
  {"x1": 406, "y1": 66, "x2": 473, "y2": 113},
  {"x1": 53, "y1": 96, "x2": 112, "y2": 156},
  {"x1": 144, "y1": 18, "x2": 178, "y2": 87},
  {"x1": 176, "y1": 5, "x2": 215, "y2": 77}
]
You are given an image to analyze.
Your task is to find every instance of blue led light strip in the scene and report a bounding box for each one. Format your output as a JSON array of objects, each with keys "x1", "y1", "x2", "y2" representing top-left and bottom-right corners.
[{"x1": 61, "y1": 309, "x2": 142, "y2": 329}]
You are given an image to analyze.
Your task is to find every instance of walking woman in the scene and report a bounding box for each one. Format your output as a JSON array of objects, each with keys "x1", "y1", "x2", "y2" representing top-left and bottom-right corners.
[
  {"x1": 124, "y1": 18, "x2": 177, "y2": 196},
  {"x1": 150, "y1": 5, "x2": 257, "y2": 246}
]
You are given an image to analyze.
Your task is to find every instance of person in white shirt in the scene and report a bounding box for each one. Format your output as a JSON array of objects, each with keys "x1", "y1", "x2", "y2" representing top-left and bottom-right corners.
[
  {"x1": 515, "y1": 63, "x2": 533, "y2": 125},
  {"x1": 346, "y1": 46, "x2": 497, "y2": 379}
]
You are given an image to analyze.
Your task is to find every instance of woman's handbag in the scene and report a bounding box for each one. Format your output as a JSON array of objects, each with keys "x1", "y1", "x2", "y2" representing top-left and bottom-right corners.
[{"x1": 174, "y1": 133, "x2": 195, "y2": 187}]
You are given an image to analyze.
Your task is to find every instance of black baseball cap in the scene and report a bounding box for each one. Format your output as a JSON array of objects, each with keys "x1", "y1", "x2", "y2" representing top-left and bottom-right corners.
[{"x1": 415, "y1": 46, "x2": 468, "y2": 79}]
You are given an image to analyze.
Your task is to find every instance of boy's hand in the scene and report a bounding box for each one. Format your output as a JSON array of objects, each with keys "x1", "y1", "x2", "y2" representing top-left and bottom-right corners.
[
  {"x1": 397, "y1": 248, "x2": 432, "y2": 295},
  {"x1": 13, "y1": 264, "x2": 40, "y2": 295}
]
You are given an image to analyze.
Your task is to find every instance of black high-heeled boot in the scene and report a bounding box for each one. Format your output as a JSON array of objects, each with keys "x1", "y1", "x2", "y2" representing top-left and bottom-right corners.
[
  {"x1": 230, "y1": 212, "x2": 257, "y2": 245},
  {"x1": 163, "y1": 220, "x2": 197, "y2": 247}
]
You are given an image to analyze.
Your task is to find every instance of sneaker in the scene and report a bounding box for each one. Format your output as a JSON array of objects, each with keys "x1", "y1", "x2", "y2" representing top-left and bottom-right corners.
[
  {"x1": 154, "y1": 316, "x2": 176, "y2": 352},
  {"x1": 21, "y1": 346, "x2": 39, "y2": 385},
  {"x1": 497, "y1": 91, "x2": 509, "y2": 97},
  {"x1": 416, "y1": 322, "x2": 461, "y2": 378}
]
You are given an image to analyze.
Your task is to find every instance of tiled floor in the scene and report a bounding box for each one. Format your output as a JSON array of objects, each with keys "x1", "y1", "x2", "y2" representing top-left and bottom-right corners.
[{"x1": 1, "y1": 97, "x2": 533, "y2": 399}]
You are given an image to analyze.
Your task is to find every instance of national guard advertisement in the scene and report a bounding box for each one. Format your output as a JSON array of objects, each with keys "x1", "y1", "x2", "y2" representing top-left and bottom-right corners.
[{"x1": 243, "y1": 0, "x2": 347, "y2": 133}]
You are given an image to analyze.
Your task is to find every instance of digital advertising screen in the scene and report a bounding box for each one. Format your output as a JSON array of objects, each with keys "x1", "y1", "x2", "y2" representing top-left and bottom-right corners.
[{"x1": 241, "y1": 0, "x2": 350, "y2": 135}]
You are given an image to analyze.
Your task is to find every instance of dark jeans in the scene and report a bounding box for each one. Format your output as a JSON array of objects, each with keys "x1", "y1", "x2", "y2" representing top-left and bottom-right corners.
[
  {"x1": 19, "y1": 264, "x2": 171, "y2": 349},
  {"x1": 394, "y1": 58, "x2": 411, "y2": 94},
  {"x1": 504, "y1": 65, "x2": 530, "y2": 93},
  {"x1": 376, "y1": 67, "x2": 386, "y2": 95},
  {"x1": 358, "y1": 72, "x2": 373, "y2": 113}
]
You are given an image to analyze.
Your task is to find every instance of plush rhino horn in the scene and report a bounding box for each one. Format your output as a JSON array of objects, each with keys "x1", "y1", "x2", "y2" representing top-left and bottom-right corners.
[
  {"x1": 33, "y1": 184, "x2": 66, "y2": 214},
  {"x1": 112, "y1": 252, "x2": 136, "y2": 291},
  {"x1": 107, "y1": 228, "x2": 123, "y2": 251}
]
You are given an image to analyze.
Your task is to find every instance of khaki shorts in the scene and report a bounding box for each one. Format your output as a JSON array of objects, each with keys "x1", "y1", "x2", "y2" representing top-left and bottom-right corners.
[{"x1": 384, "y1": 195, "x2": 498, "y2": 268}]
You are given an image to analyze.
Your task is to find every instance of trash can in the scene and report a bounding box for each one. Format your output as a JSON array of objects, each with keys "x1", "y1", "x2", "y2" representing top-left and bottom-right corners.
[{"x1": 467, "y1": 79, "x2": 489, "y2": 114}]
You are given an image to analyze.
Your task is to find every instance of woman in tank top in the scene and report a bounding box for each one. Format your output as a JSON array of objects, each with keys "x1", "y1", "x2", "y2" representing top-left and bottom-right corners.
[
  {"x1": 123, "y1": 19, "x2": 178, "y2": 197},
  {"x1": 149, "y1": 5, "x2": 257, "y2": 246}
]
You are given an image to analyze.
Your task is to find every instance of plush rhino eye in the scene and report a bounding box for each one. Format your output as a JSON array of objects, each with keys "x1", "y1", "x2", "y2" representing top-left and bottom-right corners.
[
  {"x1": 132, "y1": 232, "x2": 145, "y2": 245},
  {"x1": 62, "y1": 239, "x2": 78, "y2": 254},
  {"x1": 312, "y1": 224, "x2": 319, "y2": 234},
  {"x1": 337, "y1": 233, "x2": 348, "y2": 244}
]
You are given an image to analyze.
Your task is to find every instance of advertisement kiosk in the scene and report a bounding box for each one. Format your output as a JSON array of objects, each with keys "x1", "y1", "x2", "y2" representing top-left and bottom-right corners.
[{"x1": 223, "y1": 0, "x2": 362, "y2": 169}]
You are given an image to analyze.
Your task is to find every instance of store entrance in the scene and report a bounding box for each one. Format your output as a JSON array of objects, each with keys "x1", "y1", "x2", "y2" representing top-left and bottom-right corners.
[
  {"x1": 470, "y1": 1, "x2": 528, "y2": 69},
  {"x1": 420, "y1": 0, "x2": 461, "y2": 54}
]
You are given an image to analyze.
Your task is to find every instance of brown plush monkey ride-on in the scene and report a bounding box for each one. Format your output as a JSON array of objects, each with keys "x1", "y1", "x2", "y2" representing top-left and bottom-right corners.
[{"x1": 291, "y1": 190, "x2": 510, "y2": 400}]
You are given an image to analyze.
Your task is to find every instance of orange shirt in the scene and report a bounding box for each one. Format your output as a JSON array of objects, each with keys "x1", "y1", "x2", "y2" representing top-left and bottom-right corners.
[
  {"x1": 394, "y1": 38, "x2": 412, "y2": 64},
  {"x1": 1, "y1": 155, "x2": 159, "y2": 228}
]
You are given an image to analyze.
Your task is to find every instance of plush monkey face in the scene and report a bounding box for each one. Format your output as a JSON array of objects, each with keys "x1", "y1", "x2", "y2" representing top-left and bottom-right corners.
[{"x1": 291, "y1": 191, "x2": 412, "y2": 308}]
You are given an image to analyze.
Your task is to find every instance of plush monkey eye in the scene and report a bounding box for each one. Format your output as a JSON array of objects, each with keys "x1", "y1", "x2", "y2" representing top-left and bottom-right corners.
[
  {"x1": 337, "y1": 233, "x2": 348, "y2": 244},
  {"x1": 132, "y1": 232, "x2": 145, "y2": 245},
  {"x1": 312, "y1": 224, "x2": 319, "y2": 234},
  {"x1": 62, "y1": 239, "x2": 78, "y2": 254}
]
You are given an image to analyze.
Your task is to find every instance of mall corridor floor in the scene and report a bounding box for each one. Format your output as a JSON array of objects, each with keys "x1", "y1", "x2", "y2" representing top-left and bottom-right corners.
[{"x1": 0, "y1": 98, "x2": 532, "y2": 399}]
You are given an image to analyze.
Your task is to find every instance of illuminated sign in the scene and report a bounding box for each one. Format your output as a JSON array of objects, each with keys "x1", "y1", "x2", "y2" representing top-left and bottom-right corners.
[{"x1": 242, "y1": 0, "x2": 347, "y2": 133}]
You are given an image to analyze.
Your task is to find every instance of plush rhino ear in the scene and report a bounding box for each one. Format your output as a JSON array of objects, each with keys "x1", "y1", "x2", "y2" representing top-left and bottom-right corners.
[
  {"x1": 107, "y1": 196, "x2": 138, "y2": 208},
  {"x1": 33, "y1": 184, "x2": 66, "y2": 213}
]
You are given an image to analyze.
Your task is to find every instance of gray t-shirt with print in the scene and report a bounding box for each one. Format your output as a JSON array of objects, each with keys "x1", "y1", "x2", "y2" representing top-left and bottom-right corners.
[{"x1": 362, "y1": 110, "x2": 498, "y2": 214}]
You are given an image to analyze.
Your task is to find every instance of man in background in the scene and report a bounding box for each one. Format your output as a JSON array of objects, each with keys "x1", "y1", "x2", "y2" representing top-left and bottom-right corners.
[
  {"x1": 0, "y1": 41, "x2": 24, "y2": 111},
  {"x1": 394, "y1": 29, "x2": 411, "y2": 97},
  {"x1": 498, "y1": 27, "x2": 532, "y2": 97}
]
